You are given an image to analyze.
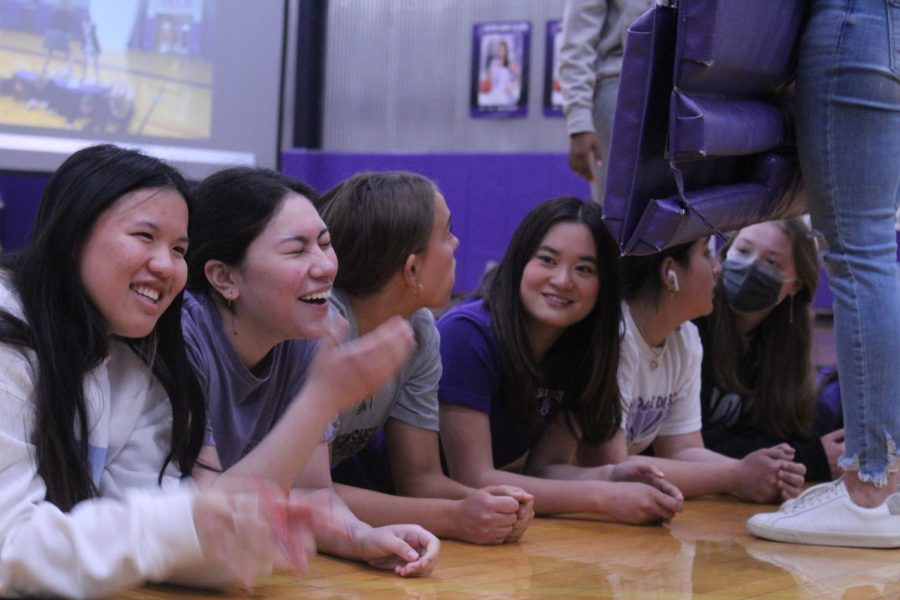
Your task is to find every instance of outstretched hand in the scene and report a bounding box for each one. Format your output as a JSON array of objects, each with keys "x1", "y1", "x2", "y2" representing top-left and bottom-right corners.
[{"x1": 192, "y1": 480, "x2": 340, "y2": 591}]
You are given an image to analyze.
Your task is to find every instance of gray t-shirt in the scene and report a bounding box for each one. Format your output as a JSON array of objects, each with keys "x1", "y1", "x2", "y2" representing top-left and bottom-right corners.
[
  {"x1": 329, "y1": 289, "x2": 441, "y2": 464},
  {"x1": 181, "y1": 291, "x2": 320, "y2": 470}
]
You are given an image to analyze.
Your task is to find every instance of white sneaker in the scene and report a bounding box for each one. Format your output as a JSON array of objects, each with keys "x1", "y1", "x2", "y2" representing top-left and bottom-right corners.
[{"x1": 747, "y1": 477, "x2": 900, "y2": 548}]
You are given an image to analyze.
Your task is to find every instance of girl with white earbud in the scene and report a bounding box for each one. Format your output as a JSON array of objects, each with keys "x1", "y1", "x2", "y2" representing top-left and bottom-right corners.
[{"x1": 576, "y1": 235, "x2": 809, "y2": 504}]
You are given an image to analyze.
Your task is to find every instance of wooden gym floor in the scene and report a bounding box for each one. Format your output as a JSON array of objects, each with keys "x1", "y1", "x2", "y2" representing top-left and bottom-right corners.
[
  {"x1": 112, "y1": 494, "x2": 900, "y2": 599},
  {"x1": 111, "y1": 319, "x2": 900, "y2": 599}
]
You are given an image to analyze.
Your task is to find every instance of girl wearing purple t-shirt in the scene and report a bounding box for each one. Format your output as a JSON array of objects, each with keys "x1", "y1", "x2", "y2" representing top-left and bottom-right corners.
[
  {"x1": 438, "y1": 197, "x2": 683, "y2": 523},
  {"x1": 184, "y1": 167, "x2": 439, "y2": 577}
]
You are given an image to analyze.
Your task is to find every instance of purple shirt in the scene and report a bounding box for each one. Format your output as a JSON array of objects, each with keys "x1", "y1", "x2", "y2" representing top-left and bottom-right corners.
[
  {"x1": 181, "y1": 291, "x2": 318, "y2": 470},
  {"x1": 437, "y1": 298, "x2": 564, "y2": 469}
]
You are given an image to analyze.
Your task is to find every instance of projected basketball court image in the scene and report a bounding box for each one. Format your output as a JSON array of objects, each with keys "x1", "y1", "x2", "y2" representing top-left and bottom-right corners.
[{"x1": 0, "y1": 0, "x2": 213, "y2": 140}]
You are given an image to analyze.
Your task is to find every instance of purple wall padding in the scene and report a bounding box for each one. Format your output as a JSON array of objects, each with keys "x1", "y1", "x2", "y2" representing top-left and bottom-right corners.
[
  {"x1": 812, "y1": 268, "x2": 832, "y2": 312},
  {"x1": 6, "y1": 152, "x2": 890, "y2": 302},
  {"x1": 0, "y1": 152, "x2": 589, "y2": 289},
  {"x1": 281, "y1": 150, "x2": 589, "y2": 292},
  {"x1": 0, "y1": 171, "x2": 47, "y2": 253}
]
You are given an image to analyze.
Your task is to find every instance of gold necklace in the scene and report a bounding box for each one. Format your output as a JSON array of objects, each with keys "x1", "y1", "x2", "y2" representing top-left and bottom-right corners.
[{"x1": 633, "y1": 316, "x2": 666, "y2": 370}]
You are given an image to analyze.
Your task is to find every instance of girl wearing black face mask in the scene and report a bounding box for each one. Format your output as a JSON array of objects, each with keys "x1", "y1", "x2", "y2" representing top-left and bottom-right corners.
[{"x1": 696, "y1": 218, "x2": 844, "y2": 484}]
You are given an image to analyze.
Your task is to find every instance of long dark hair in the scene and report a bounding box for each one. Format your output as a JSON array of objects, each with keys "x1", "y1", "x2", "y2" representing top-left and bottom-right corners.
[
  {"x1": 317, "y1": 171, "x2": 435, "y2": 297},
  {"x1": 620, "y1": 240, "x2": 697, "y2": 305},
  {"x1": 481, "y1": 197, "x2": 622, "y2": 444},
  {"x1": 0, "y1": 144, "x2": 204, "y2": 511},
  {"x1": 708, "y1": 218, "x2": 819, "y2": 437},
  {"x1": 186, "y1": 167, "x2": 318, "y2": 297}
]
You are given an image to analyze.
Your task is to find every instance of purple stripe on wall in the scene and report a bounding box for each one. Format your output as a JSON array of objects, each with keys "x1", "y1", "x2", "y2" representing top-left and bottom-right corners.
[
  {"x1": 0, "y1": 171, "x2": 48, "y2": 253},
  {"x1": 0, "y1": 152, "x2": 591, "y2": 292},
  {"x1": 4, "y1": 151, "x2": 895, "y2": 303}
]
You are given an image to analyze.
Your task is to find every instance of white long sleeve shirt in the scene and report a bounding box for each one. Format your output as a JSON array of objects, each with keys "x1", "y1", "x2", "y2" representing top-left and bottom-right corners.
[{"x1": 0, "y1": 279, "x2": 207, "y2": 598}]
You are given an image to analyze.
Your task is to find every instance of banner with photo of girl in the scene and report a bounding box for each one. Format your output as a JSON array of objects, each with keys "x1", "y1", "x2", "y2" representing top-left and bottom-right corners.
[
  {"x1": 470, "y1": 20, "x2": 530, "y2": 118},
  {"x1": 543, "y1": 20, "x2": 564, "y2": 117}
]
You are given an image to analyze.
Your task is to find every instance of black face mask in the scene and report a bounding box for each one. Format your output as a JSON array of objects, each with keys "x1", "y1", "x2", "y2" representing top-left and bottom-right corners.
[{"x1": 721, "y1": 258, "x2": 787, "y2": 313}]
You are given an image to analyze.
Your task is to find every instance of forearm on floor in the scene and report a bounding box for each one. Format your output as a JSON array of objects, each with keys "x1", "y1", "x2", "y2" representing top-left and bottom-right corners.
[
  {"x1": 526, "y1": 461, "x2": 614, "y2": 482},
  {"x1": 393, "y1": 471, "x2": 473, "y2": 502},
  {"x1": 628, "y1": 455, "x2": 738, "y2": 498},
  {"x1": 457, "y1": 467, "x2": 604, "y2": 515},
  {"x1": 333, "y1": 483, "x2": 458, "y2": 539},
  {"x1": 307, "y1": 487, "x2": 373, "y2": 560}
]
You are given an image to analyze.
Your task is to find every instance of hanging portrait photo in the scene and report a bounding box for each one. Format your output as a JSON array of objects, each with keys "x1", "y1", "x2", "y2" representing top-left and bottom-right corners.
[
  {"x1": 543, "y1": 20, "x2": 564, "y2": 117},
  {"x1": 470, "y1": 20, "x2": 530, "y2": 118}
]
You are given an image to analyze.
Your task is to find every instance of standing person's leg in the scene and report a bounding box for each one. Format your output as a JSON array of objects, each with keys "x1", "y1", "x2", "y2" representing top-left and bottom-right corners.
[
  {"x1": 748, "y1": 0, "x2": 900, "y2": 547},
  {"x1": 805, "y1": 0, "x2": 900, "y2": 489},
  {"x1": 590, "y1": 75, "x2": 620, "y2": 206}
]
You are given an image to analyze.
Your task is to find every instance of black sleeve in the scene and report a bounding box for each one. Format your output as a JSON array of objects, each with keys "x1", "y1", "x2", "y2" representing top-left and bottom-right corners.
[
  {"x1": 694, "y1": 316, "x2": 833, "y2": 482},
  {"x1": 789, "y1": 436, "x2": 832, "y2": 482},
  {"x1": 703, "y1": 425, "x2": 832, "y2": 482},
  {"x1": 702, "y1": 425, "x2": 773, "y2": 460}
]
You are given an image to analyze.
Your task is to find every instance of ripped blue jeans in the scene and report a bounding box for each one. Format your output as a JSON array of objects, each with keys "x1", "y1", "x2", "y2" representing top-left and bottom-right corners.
[{"x1": 796, "y1": 0, "x2": 900, "y2": 484}]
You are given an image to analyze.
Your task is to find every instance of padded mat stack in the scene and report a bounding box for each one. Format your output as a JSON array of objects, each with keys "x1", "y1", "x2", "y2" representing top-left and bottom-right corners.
[{"x1": 604, "y1": 0, "x2": 807, "y2": 254}]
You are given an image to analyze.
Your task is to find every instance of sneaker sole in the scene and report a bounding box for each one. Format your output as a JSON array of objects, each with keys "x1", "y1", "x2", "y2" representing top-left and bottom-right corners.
[{"x1": 747, "y1": 519, "x2": 900, "y2": 549}]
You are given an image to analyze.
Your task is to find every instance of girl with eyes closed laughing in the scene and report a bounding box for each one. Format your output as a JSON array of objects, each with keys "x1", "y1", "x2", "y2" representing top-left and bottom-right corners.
[{"x1": 182, "y1": 167, "x2": 439, "y2": 578}]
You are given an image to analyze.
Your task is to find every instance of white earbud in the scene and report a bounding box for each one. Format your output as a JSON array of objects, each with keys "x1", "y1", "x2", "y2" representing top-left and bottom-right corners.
[{"x1": 667, "y1": 269, "x2": 680, "y2": 292}]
